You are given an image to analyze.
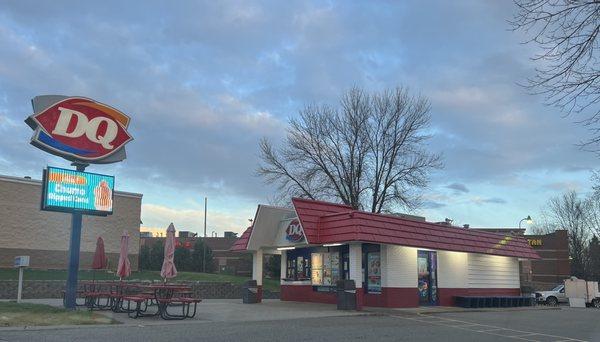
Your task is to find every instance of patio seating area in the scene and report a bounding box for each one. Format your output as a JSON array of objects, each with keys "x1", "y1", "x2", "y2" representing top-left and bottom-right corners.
[{"x1": 63, "y1": 281, "x2": 202, "y2": 320}]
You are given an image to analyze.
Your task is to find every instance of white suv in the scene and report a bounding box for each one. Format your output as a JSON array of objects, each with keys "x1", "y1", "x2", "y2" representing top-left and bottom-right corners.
[{"x1": 535, "y1": 284, "x2": 567, "y2": 306}]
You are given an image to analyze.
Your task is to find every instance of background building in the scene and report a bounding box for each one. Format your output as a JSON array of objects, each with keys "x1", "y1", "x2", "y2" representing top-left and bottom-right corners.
[
  {"x1": 140, "y1": 232, "x2": 252, "y2": 275},
  {"x1": 0, "y1": 174, "x2": 142, "y2": 270}
]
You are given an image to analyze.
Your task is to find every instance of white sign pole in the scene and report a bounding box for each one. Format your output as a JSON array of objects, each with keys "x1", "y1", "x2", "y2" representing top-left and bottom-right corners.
[{"x1": 17, "y1": 267, "x2": 23, "y2": 303}]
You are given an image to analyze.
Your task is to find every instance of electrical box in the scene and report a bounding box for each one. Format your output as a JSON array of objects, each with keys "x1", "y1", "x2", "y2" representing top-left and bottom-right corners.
[{"x1": 14, "y1": 256, "x2": 30, "y2": 268}]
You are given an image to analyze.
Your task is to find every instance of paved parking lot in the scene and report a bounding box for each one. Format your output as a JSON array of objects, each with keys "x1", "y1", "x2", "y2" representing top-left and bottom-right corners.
[
  {"x1": 392, "y1": 307, "x2": 600, "y2": 341},
  {"x1": 1, "y1": 301, "x2": 599, "y2": 341}
]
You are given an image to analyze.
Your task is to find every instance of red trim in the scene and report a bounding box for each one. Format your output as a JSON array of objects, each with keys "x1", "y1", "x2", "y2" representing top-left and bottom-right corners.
[
  {"x1": 356, "y1": 288, "x2": 364, "y2": 311},
  {"x1": 280, "y1": 285, "x2": 337, "y2": 304},
  {"x1": 364, "y1": 288, "x2": 420, "y2": 308},
  {"x1": 281, "y1": 284, "x2": 521, "y2": 308},
  {"x1": 257, "y1": 285, "x2": 263, "y2": 303},
  {"x1": 438, "y1": 288, "x2": 521, "y2": 306}
]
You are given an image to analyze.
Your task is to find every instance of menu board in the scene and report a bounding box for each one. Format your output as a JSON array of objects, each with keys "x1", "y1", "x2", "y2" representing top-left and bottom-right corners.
[
  {"x1": 42, "y1": 166, "x2": 114, "y2": 216},
  {"x1": 367, "y1": 252, "x2": 381, "y2": 293}
]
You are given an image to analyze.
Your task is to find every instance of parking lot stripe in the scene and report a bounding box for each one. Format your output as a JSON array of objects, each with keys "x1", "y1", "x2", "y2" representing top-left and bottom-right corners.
[{"x1": 388, "y1": 313, "x2": 589, "y2": 342}]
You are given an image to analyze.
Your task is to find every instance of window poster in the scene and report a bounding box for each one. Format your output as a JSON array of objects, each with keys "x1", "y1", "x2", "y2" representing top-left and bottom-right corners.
[
  {"x1": 311, "y1": 253, "x2": 323, "y2": 285},
  {"x1": 296, "y1": 256, "x2": 306, "y2": 279},
  {"x1": 311, "y1": 252, "x2": 340, "y2": 286},
  {"x1": 367, "y1": 252, "x2": 381, "y2": 293},
  {"x1": 329, "y1": 253, "x2": 340, "y2": 285},
  {"x1": 311, "y1": 269, "x2": 323, "y2": 285}
]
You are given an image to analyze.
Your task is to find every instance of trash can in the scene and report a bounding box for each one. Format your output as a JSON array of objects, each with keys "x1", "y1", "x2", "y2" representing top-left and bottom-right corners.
[
  {"x1": 243, "y1": 280, "x2": 259, "y2": 304},
  {"x1": 336, "y1": 279, "x2": 356, "y2": 310}
]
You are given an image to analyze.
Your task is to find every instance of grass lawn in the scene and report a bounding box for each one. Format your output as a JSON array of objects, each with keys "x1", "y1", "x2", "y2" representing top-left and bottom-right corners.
[
  {"x1": 0, "y1": 269, "x2": 280, "y2": 292},
  {"x1": 0, "y1": 301, "x2": 114, "y2": 327}
]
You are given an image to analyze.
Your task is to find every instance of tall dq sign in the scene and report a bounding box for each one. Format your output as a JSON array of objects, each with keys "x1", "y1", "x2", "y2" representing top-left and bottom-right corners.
[
  {"x1": 26, "y1": 96, "x2": 132, "y2": 163},
  {"x1": 25, "y1": 95, "x2": 133, "y2": 309}
]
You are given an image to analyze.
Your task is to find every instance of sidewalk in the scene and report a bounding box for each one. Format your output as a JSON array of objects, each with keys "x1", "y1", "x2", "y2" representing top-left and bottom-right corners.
[{"x1": 12, "y1": 299, "x2": 366, "y2": 326}]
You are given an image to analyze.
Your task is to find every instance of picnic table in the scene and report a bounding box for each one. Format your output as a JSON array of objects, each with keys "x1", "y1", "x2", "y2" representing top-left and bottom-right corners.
[
  {"x1": 122, "y1": 283, "x2": 202, "y2": 320},
  {"x1": 77, "y1": 281, "x2": 201, "y2": 319}
]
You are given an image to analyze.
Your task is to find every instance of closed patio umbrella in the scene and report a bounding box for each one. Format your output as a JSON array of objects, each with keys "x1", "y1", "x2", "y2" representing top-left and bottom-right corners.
[
  {"x1": 92, "y1": 237, "x2": 108, "y2": 269},
  {"x1": 160, "y1": 223, "x2": 177, "y2": 281},
  {"x1": 116, "y1": 231, "x2": 131, "y2": 280},
  {"x1": 91, "y1": 237, "x2": 107, "y2": 281}
]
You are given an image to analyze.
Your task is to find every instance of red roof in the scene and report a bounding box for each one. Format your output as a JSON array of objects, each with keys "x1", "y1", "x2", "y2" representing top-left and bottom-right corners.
[
  {"x1": 230, "y1": 226, "x2": 252, "y2": 252},
  {"x1": 292, "y1": 198, "x2": 353, "y2": 243},
  {"x1": 231, "y1": 198, "x2": 540, "y2": 259},
  {"x1": 294, "y1": 198, "x2": 539, "y2": 259}
]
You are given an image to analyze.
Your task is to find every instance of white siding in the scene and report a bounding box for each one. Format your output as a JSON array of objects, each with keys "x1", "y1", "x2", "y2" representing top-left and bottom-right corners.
[
  {"x1": 280, "y1": 250, "x2": 287, "y2": 284},
  {"x1": 252, "y1": 249, "x2": 264, "y2": 286},
  {"x1": 467, "y1": 253, "x2": 519, "y2": 288},
  {"x1": 349, "y1": 243, "x2": 363, "y2": 288},
  {"x1": 437, "y1": 250, "x2": 468, "y2": 288},
  {"x1": 382, "y1": 245, "x2": 417, "y2": 288}
]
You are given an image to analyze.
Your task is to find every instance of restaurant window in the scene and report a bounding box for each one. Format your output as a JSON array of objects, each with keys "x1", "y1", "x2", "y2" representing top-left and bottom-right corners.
[
  {"x1": 285, "y1": 249, "x2": 311, "y2": 281},
  {"x1": 311, "y1": 252, "x2": 340, "y2": 286},
  {"x1": 362, "y1": 244, "x2": 381, "y2": 294},
  {"x1": 310, "y1": 245, "x2": 346, "y2": 289}
]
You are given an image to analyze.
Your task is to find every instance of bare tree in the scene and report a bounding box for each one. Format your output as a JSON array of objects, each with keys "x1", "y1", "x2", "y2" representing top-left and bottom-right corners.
[
  {"x1": 512, "y1": 1, "x2": 600, "y2": 149},
  {"x1": 258, "y1": 87, "x2": 442, "y2": 213},
  {"x1": 529, "y1": 210, "x2": 558, "y2": 235},
  {"x1": 544, "y1": 191, "x2": 591, "y2": 277},
  {"x1": 585, "y1": 191, "x2": 600, "y2": 237}
]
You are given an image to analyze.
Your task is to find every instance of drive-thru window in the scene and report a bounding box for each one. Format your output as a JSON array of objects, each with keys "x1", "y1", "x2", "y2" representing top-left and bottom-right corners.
[{"x1": 231, "y1": 198, "x2": 540, "y2": 308}]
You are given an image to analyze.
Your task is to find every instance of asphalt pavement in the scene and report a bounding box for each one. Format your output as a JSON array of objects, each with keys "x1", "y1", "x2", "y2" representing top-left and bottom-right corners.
[{"x1": 1, "y1": 301, "x2": 599, "y2": 341}]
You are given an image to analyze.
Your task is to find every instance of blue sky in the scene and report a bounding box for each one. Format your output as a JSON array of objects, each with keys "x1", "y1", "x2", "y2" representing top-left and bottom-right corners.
[{"x1": 0, "y1": 1, "x2": 596, "y2": 236}]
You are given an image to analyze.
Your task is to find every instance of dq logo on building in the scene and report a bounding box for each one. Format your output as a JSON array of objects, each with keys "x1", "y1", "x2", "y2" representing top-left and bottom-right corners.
[
  {"x1": 285, "y1": 219, "x2": 304, "y2": 243},
  {"x1": 26, "y1": 96, "x2": 133, "y2": 163}
]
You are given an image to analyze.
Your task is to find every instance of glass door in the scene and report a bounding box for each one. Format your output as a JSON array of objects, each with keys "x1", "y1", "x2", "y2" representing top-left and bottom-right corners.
[{"x1": 417, "y1": 250, "x2": 438, "y2": 305}]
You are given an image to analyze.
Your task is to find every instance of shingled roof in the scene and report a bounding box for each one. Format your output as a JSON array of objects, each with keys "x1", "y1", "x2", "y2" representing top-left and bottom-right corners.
[
  {"x1": 230, "y1": 226, "x2": 252, "y2": 252},
  {"x1": 232, "y1": 198, "x2": 540, "y2": 259}
]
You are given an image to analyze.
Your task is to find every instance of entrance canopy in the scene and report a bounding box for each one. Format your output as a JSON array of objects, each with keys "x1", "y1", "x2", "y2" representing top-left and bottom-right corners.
[{"x1": 232, "y1": 198, "x2": 540, "y2": 259}]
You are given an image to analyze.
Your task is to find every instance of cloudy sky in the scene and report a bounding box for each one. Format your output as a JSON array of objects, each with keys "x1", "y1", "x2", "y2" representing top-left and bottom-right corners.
[{"x1": 0, "y1": 1, "x2": 596, "y2": 236}]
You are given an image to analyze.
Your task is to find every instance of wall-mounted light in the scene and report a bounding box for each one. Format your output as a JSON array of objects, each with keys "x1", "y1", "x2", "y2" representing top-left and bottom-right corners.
[
  {"x1": 277, "y1": 246, "x2": 296, "y2": 251},
  {"x1": 323, "y1": 243, "x2": 342, "y2": 247}
]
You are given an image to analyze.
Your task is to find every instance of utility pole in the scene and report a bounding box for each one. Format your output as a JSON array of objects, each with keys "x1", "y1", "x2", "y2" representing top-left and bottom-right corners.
[{"x1": 203, "y1": 197, "x2": 207, "y2": 273}]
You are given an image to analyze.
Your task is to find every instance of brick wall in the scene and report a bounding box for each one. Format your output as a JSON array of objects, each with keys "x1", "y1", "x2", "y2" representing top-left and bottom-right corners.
[
  {"x1": 0, "y1": 280, "x2": 279, "y2": 300},
  {"x1": 0, "y1": 175, "x2": 142, "y2": 269}
]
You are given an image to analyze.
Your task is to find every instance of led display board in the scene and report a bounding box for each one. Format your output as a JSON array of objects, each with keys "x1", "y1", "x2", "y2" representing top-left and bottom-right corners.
[{"x1": 41, "y1": 166, "x2": 115, "y2": 216}]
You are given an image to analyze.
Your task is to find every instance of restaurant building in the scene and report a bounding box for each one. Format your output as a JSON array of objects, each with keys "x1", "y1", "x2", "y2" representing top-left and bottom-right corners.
[
  {"x1": 232, "y1": 198, "x2": 540, "y2": 308},
  {"x1": 0, "y1": 174, "x2": 142, "y2": 270}
]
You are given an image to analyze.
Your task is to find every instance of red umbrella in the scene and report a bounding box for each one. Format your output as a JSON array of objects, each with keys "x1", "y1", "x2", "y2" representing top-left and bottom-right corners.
[
  {"x1": 91, "y1": 237, "x2": 107, "y2": 269},
  {"x1": 116, "y1": 231, "x2": 131, "y2": 280},
  {"x1": 160, "y1": 223, "x2": 177, "y2": 281}
]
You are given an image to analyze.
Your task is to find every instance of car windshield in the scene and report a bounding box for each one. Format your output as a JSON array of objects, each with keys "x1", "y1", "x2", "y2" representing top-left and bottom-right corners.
[{"x1": 551, "y1": 285, "x2": 563, "y2": 291}]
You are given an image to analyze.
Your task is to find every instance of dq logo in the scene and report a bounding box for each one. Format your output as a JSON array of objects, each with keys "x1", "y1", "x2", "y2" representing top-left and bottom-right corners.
[
  {"x1": 26, "y1": 97, "x2": 133, "y2": 162},
  {"x1": 285, "y1": 219, "x2": 304, "y2": 243}
]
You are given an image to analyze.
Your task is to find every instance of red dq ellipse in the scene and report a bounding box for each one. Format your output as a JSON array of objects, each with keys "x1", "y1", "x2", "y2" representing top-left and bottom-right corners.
[{"x1": 27, "y1": 97, "x2": 133, "y2": 161}]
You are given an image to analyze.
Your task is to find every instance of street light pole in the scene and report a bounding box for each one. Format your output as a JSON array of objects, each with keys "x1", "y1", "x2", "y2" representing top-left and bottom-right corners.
[
  {"x1": 203, "y1": 197, "x2": 207, "y2": 273},
  {"x1": 519, "y1": 215, "x2": 533, "y2": 229}
]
